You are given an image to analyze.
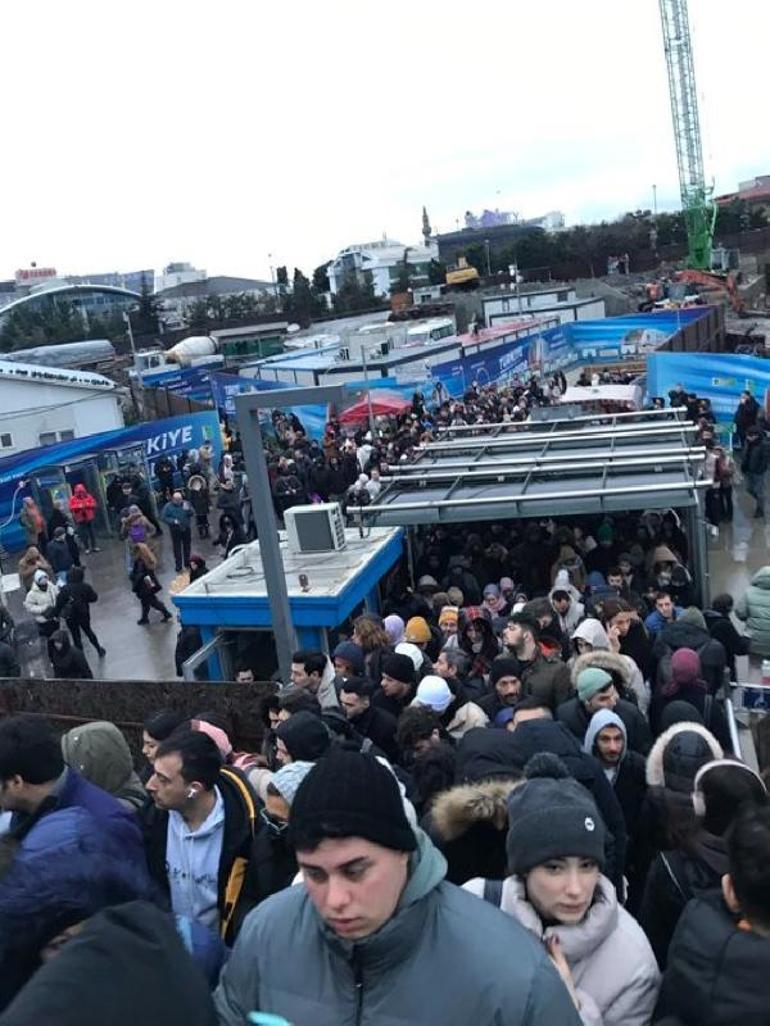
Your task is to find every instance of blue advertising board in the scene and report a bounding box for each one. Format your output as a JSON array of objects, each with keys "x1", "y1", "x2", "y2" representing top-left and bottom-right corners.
[
  {"x1": 0, "y1": 411, "x2": 222, "y2": 551},
  {"x1": 209, "y1": 373, "x2": 330, "y2": 441},
  {"x1": 142, "y1": 363, "x2": 219, "y2": 403},
  {"x1": 647, "y1": 351, "x2": 770, "y2": 424}
]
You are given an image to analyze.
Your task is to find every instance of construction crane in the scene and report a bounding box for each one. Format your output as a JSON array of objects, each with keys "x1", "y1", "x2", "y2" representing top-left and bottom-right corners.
[{"x1": 659, "y1": 0, "x2": 717, "y2": 270}]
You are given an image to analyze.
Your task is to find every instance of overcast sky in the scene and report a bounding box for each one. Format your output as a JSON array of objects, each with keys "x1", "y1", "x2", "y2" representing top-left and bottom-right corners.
[{"x1": 1, "y1": 0, "x2": 766, "y2": 283}]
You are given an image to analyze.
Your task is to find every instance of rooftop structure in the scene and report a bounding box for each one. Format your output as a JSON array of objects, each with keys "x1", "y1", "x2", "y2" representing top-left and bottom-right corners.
[
  {"x1": 359, "y1": 407, "x2": 706, "y2": 528},
  {"x1": 173, "y1": 526, "x2": 404, "y2": 670},
  {"x1": 327, "y1": 238, "x2": 439, "y2": 298}
]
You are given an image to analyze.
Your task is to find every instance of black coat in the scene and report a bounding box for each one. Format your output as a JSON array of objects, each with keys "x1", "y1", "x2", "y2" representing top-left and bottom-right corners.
[
  {"x1": 45, "y1": 539, "x2": 74, "y2": 575},
  {"x1": 48, "y1": 637, "x2": 92, "y2": 679},
  {"x1": 0, "y1": 902, "x2": 218, "y2": 1026},
  {"x1": 639, "y1": 832, "x2": 727, "y2": 969},
  {"x1": 652, "y1": 620, "x2": 727, "y2": 694},
  {"x1": 349, "y1": 704, "x2": 400, "y2": 763},
  {"x1": 0, "y1": 642, "x2": 20, "y2": 678},
  {"x1": 654, "y1": 891, "x2": 770, "y2": 1025},
  {"x1": 482, "y1": 720, "x2": 628, "y2": 889},
  {"x1": 650, "y1": 686, "x2": 732, "y2": 752},
  {"x1": 703, "y1": 609, "x2": 750, "y2": 680},
  {"x1": 556, "y1": 695, "x2": 653, "y2": 755},
  {"x1": 54, "y1": 581, "x2": 97, "y2": 627}
]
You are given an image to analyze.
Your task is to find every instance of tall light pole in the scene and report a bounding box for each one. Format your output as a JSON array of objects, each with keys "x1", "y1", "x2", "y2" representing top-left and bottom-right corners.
[
  {"x1": 653, "y1": 183, "x2": 658, "y2": 218},
  {"x1": 484, "y1": 239, "x2": 492, "y2": 277}
]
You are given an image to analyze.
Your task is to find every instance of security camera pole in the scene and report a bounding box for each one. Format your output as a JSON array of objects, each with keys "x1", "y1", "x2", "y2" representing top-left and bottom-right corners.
[{"x1": 235, "y1": 384, "x2": 348, "y2": 684}]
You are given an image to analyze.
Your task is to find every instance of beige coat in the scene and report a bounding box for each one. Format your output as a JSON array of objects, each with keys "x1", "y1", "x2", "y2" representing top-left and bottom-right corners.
[
  {"x1": 464, "y1": 874, "x2": 659, "y2": 1026},
  {"x1": 446, "y1": 700, "x2": 488, "y2": 740}
]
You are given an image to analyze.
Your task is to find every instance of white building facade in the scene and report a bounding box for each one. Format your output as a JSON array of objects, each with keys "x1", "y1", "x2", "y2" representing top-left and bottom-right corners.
[
  {"x1": 483, "y1": 286, "x2": 605, "y2": 327},
  {"x1": 0, "y1": 362, "x2": 123, "y2": 456},
  {"x1": 327, "y1": 238, "x2": 439, "y2": 298}
]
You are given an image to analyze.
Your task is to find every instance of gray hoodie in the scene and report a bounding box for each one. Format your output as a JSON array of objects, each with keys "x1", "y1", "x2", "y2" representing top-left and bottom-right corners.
[
  {"x1": 583, "y1": 709, "x2": 628, "y2": 783},
  {"x1": 215, "y1": 828, "x2": 581, "y2": 1026}
]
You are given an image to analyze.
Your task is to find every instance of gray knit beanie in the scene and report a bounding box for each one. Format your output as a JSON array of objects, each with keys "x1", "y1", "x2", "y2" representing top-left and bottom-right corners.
[{"x1": 506, "y1": 753, "x2": 606, "y2": 874}]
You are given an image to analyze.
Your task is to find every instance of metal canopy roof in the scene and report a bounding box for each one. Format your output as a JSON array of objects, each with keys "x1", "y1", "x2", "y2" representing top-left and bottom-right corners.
[{"x1": 360, "y1": 408, "x2": 708, "y2": 526}]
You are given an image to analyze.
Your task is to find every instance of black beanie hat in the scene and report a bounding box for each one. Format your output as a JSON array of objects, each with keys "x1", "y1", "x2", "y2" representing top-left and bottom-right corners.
[
  {"x1": 381, "y1": 652, "x2": 416, "y2": 686},
  {"x1": 489, "y1": 656, "x2": 522, "y2": 686},
  {"x1": 289, "y1": 749, "x2": 417, "y2": 853},
  {"x1": 275, "y1": 711, "x2": 331, "y2": 762},
  {"x1": 506, "y1": 753, "x2": 605, "y2": 875}
]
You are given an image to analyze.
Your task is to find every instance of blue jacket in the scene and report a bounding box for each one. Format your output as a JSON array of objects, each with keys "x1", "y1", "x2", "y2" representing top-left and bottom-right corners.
[
  {"x1": 161, "y1": 500, "x2": 194, "y2": 530},
  {"x1": 0, "y1": 806, "x2": 153, "y2": 1010},
  {"x1": 644, "y1": 607, "x2": 684, "y2": 638}
]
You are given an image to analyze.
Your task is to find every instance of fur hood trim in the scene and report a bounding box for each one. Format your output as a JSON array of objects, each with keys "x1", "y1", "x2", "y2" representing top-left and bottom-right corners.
[
  {"x1": 645, "y1": 720, "x2": 723, "y2": 787},
  {"x1": 570, "y1": 649, "x2": 631, "y2": 687},
  {"x1": 430, "y1": 778, "x2": 519, "y2": 842}
]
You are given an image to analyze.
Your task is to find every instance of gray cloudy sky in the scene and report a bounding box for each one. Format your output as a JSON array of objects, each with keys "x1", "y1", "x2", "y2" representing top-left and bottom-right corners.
[{"x1": 1, "y1": 0, "x2": 766, "y2": 282}]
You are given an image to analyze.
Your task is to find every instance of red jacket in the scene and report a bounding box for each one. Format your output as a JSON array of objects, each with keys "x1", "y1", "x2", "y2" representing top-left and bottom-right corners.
[{"x1": 69, "y1": 485, "x2": 97, "y2": 523}]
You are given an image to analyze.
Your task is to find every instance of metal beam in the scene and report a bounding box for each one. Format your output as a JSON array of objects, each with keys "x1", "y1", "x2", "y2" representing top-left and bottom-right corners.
[
  {"x1": 436, "y1": 406, "x2": 686, "y2": 434},
  {"x1": 384, "y1": 445, "x2": 707, "y2": 475},
  {"x1": 362, "y1": 478, "x2": 712, "y2": 517},
  {"x1": 422, "y1": 422, "x2": 698, "y2": 453},
  {"x1": 380, "y1": 453, "x2": 705, "y2": 486},
  {"x1": 235, "y1": 384, "x2": 348, "y2": 684}
]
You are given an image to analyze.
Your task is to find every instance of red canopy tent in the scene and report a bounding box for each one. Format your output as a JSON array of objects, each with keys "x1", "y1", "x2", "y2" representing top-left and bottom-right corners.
[{"x1": 338, "y1": 392, "x2": 411, "y2": 424}]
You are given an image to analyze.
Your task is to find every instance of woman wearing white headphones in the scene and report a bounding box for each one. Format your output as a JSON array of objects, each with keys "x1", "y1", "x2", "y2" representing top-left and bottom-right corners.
[{"x1": 638, "y1": 758, "x2": 767, "y2": 968}]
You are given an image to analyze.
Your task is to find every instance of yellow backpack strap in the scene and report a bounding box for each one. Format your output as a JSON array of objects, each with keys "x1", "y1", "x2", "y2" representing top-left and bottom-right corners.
[
  {"x1": 218, "y1": 767, "x2": 258, "y2": 941},
  {"x1": 220, "y1": 766, "x2": 257, "y2": 834}
]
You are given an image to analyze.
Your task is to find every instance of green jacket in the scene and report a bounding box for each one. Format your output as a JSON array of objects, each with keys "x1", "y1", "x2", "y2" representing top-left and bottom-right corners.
[
  {"x1": 735, "y1": 567, "x2": 770, "y2": 657},
  {"x1": 215, "y1": 829, "x2": 581, "y2": 1026}
]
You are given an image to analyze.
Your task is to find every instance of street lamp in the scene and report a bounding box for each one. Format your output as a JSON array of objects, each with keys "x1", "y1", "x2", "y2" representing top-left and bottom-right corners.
[{"x1": 484, "y1": 239, "x2": 491, "y2": 277}]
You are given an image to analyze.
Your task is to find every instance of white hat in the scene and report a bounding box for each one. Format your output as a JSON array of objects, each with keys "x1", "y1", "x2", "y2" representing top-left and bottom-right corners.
[
  {"x1": 412, "y1": 675, "x2": 453, "y2": 714},
  {"x1": 395, "y1": 641, "x2": 423, "y2": 673}
]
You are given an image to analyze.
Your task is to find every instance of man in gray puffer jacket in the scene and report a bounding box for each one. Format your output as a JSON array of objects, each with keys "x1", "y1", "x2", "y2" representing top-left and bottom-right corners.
[{"x1": 215, "y1": 749, "x2": 580, "y2": 1026}]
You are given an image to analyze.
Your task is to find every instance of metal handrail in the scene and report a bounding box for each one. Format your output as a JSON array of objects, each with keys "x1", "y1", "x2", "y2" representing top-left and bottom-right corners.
[
  {"x1": 436, "y1": 406, "x2": 688, "y2": 433},
  {"x1": 422, "y1": 422, "x2": 697, "y2": 453},
  {"x1": 725, "y1": 697, "x2": 743, "y2": 759}
]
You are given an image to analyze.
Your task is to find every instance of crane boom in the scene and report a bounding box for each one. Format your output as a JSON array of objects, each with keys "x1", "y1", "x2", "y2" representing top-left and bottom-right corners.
[{"x1": 659, "y1": 0, "x2": 716, "y2": 269}]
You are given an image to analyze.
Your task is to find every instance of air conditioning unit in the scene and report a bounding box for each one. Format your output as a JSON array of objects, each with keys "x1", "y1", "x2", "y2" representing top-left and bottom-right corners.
[
  {"x1": 285, "y1": 503, "x2": 347, "y2": 554},
  {"x1": 337, "y1": 346, "x2": 350, "y2": 361}
]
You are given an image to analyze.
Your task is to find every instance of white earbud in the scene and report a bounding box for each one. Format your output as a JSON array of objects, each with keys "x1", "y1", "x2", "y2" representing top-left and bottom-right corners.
[{"x1": 187, "y1": 788, "x2": 196, "y2": 799}]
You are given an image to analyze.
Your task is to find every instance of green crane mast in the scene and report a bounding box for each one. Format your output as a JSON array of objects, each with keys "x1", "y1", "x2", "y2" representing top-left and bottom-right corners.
[{"x1": 659, "y1": 0, "x2": 717, "y2": 270}]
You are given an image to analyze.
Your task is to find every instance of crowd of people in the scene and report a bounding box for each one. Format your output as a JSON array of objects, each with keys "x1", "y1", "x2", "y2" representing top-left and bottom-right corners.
[
  {"x1": 2, "y1": 376, "x2": 770, "y2": 1023},
  {"x1": 1, "y1": 491, "x2": 769, "y2": 1023}
]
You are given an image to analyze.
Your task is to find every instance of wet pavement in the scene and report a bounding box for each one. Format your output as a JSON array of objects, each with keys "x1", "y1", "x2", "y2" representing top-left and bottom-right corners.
[{"x1": 5, "y1": 529, "x2": 221, "y2": 682}]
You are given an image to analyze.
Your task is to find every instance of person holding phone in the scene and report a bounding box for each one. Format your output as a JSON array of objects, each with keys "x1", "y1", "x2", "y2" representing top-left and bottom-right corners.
[
  {"x1": 161, "y1": 490, "x2": 194, "y2": 573},
  {"x1": 464, "y1": 753, "x2": 659, "y2": 1026}
]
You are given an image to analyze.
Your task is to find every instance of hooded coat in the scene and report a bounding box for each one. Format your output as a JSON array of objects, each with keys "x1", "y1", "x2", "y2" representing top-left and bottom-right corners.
[
  {"x1": 0, "y1": 810, "x2": 154, "y2": 1013},
  {"x1": 427, "y1": 777, "x2": 517, "y2": 884},
  {"x1": 464, "y1": 874, "x2": 660, "y2": 1026},
  {"x1": 0, "y1": 901, "x2": 218, "y2": 1026},
  {"x1": 549, "y1": 570, "x2": 585, "y2": 634},
  {"x1": 654, "y1": 891, "x2": 770, "y2": 1025},
  {"x1": 735, "y1": 566, "x2": 770, "y2": 657},
  {"x1": 68, "y1": 484, "x2": 97, "y2": 524},
  {"x1": 570, "y1": 647, "x2": 651, "y2": 731},
  {"x1": 23, "y1": 578, "x2": 59, "y2": 623},
  {"x1": 214, "y1": 829, "x2": 582, "y2": 1026},
  {"x1": 631, "y1": 723, "x2": 723, "y2": 909},
  {"x1": 61, "y1": 721, "x2": 146, "y2": 812},
  {"x1": 651, "y1": 611, "x2": 727, "y2": 694},
  {"x1": 583, "y1": 710, "x2": 647, "y2": 840},
  {"x1": 47, "y1": 631, "x2": 92, "y2": 680}
]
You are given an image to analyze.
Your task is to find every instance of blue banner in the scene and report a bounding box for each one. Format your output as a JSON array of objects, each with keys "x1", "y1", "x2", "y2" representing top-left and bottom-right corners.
[
  {"x1": 647, "y1": 351, "x2": 770, "y2": 424},
  {"x1": 0, "y1": 411, "x2": 222, "y2": 551},
  {"x1": 210, "y1": 373, "x2": 330, "y2": 441},
  {"x1": 142, "y1": 364, "x2": 218, "y2": 403}
]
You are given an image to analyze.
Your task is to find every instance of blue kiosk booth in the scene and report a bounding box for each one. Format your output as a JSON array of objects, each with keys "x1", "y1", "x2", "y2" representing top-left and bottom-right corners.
[{"x1": 173, "y1": 526, "x2": 404, "y2": 680}]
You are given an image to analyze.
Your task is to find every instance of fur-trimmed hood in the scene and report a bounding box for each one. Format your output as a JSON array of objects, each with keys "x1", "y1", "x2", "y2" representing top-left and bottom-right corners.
[
  {"x1": 645, "y1": 720, "x2": 723, "y2": 789},
  {"x1": 430, "y1": 778, "x2": 519, "y2": 842},
  {"x1": 570, "y1": 649, "x2": 631, "y2": 688}
]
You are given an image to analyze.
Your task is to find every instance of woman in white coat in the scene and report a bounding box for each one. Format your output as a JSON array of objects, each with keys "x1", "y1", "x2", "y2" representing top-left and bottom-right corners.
[
  {"x1": 465, "y1": 753, "x2": 659, "y2": 1026},
  {"x1": 23, "y1": 568, "x2": 60, "y2": 641}
]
